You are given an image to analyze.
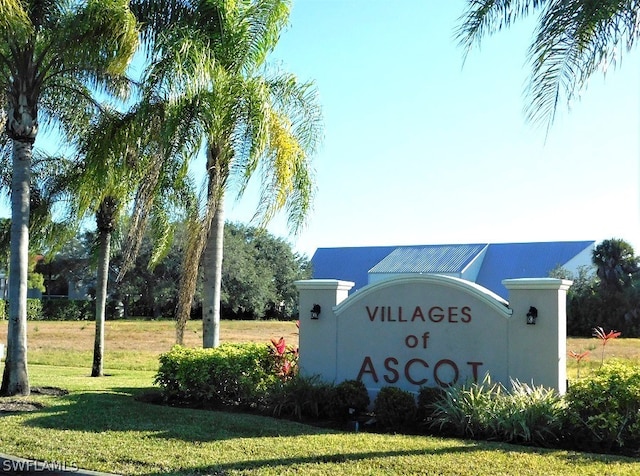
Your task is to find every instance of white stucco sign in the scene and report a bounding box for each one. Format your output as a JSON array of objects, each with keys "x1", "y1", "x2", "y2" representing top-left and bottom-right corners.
[{"x1": 295, "y1": 275, "x2": 572, "y2": 400}]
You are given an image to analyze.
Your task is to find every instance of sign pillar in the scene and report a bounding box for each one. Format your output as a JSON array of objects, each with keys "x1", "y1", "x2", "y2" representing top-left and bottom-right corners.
[
  {"x1": 294, "y1": 279, "x2": 354, "y2": 382},
  {"x1": 503, "y1": 278, "x2": 572, "y2": 394}
]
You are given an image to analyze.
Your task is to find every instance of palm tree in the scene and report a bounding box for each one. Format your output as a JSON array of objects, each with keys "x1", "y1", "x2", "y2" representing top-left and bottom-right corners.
[
  {"x1": 457, "y1": 1, "x2": 640, "y2": 130},
  {"x1": 132, "y1": 0, "x2": 322, "y2": 347},
  {"x1": 70, "y1": 106, "x2": 195, "y2": 376},
  {"x1": 0, "y1": 0, "x2": 138, "y2": 395},
  {"x1": 592, "y1": 238, "x2": 639, "y2": 292}
]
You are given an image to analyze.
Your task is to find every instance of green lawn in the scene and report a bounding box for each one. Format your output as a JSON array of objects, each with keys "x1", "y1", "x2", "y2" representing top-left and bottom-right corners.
[{"x1": 0, "y1": 363, "x2": 639, "y2": 475}]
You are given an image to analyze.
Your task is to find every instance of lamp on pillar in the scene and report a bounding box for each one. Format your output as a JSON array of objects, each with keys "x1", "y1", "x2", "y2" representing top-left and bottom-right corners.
[
  {"x1": 310, "y1": 304, "x2": 321, "y2": 319},
  {"x1": 526, "y1": 306, "x2": 538, "y2": 325}
]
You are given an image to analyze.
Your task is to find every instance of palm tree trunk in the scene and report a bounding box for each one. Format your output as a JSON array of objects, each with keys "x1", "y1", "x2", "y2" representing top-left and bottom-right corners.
[
  {"x1": 92, "y1": 228, "x2": 111, "y2": 376},
  {"x1": 92, "y1": 198, "x2": 117, "y2": 377},
  {"x1": 0, "y1": 140, "x2": 31, "y2": 396},
  {"x1": 202, "y1": 195, "x2": 224, "y2": 348}
]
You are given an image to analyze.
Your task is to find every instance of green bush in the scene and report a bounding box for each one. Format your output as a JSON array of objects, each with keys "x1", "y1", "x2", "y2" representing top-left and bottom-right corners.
[
  {"x1": 496, "y1": 380, "x2": 565, "y2": 446},
  {"x1": 26, "y1": 299, "x2": 42, "y2": 320},
  {"x1": 332, "y1": 379, "x2": 370, "y2": 421},
  {"x1": 416, "y1": 386, "x2": 446, "y2": 424},
  {"x1": 41, "y1": 300, "x2": 93, "y2": 321},
  {"x1": 155, "y1": 344, "x2": 278, "y2": 408},
  {"x1": 267, "y1": 376, "x2": 336, "y2": 421},
  {"x1": 1, "y1": 299, "x2": 88, "y2": 320},
  {"x1": 430, "y1": 376, "x2": 564, "y2": 446},
  {"x1": 564, "y1": 361, "x2": 640, "y2": 454},
  {"x1": 373, "y1": 386, "x2": 418, "y2": 432}
]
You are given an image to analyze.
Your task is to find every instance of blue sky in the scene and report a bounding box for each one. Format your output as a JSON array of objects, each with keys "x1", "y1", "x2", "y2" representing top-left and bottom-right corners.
[
  {"x1": 4, "y1": 1, "x2": 638, "y2": 260},
  {"x1": 224, "y1": 0, "x2": 640, "y2": 258}
]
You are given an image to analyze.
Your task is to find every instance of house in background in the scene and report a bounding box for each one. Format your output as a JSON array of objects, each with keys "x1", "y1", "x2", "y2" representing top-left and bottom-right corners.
[{"x1": 311, "y1": 241, "x2": 595, "y2": 299}]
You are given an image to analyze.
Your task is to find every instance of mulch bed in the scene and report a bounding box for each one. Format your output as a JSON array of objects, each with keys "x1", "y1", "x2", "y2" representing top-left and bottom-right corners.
[{"x1": 0, "y1": 387, "x2": 68, "y2": 414}]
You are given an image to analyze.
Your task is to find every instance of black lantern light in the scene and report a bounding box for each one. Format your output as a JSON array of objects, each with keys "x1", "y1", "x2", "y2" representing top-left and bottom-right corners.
[
  {"x1": 310, "y1": 304, "x2": 321, "y2": 319},
  {"x1": 526, "y1": 306, "x2": 538, "y2": 325}
]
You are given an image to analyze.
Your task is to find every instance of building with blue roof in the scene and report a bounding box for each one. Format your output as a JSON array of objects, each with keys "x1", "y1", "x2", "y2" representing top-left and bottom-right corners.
[{"x1": 311, "y1": 241, "x2": 595, "y2": 299}]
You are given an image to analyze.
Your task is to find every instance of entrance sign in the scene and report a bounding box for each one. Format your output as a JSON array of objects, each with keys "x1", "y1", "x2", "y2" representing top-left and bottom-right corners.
[{"x1": 295, "y1": 276, "x2": 572, "y2": 400}]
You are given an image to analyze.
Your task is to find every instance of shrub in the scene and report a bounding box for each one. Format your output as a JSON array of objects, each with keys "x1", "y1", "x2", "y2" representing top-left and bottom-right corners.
[
  {"x1": 564, "y1": 360, "x2": 640, "y2": 455},
  {"x1": 430, "y1": 376, "x2": 564, "y2": 446},
  {"x1": 430, "y1": 376, "x2": 498, "y2": 439},
  {"x1": 26, "y1": 299, "x2": 42, "y2": 320},
  {"x1": 41, "y1": 300, "x2": 93, "y2": 321},
  {"x1": 496, "y1": 380, "x2": 565, "y2": 446},
  {"x1": 155, "y1": 344, "x2": 277, "y2": 408},
  {"x1": 268, "y1": 337, "x2": 298, "y2": 381},
  {"x1": 3, "y1": 299, "x2": 91, "y2": 320},
  {"x1": 332, "y1": 379, "x2": 370, "y2": 421},
  {"x1": 373, "y1": 386, "x2": 418, "y2": 432},
  {"x1": 416, "y1": 386, "x2": 446, "y2": 424},
  {"x1": 267, "y1": 376, "x2": 336, "y2": 421}
]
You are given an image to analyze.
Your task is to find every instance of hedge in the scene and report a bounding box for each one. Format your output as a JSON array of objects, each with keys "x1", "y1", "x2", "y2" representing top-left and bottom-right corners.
[
  {"x1": 155, "y1": 344, "x2": 278, "y2": 408},
  {"x1": 0, "y1": 299, "x2": 43, "y2": 320}
]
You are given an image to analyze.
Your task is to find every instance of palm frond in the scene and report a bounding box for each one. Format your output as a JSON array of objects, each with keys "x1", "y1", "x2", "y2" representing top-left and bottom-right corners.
[
  {"x1": 0, "y1": 0, "x2": 32, "y2": 41},
  {"x1": 456, "y1": 0, "x2": 549, "y2": 56},
  {"x1": 458, "y1": 0, "x2": 640, "y2": 130}
]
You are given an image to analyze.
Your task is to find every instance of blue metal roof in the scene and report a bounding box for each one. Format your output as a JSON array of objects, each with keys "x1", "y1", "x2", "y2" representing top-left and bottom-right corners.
[
  {"x1": 369, "y1": 244, "x2": 486, "y2": 274},
  {"x1": 311, "y1": 246, "x2": 397, "y2": 292},
  {"x1": 475, "y1": 241, "x2": 594, "y2": 297},
  {"x1": 311, "y1": 241, "x2": 595, "y2": 298}
]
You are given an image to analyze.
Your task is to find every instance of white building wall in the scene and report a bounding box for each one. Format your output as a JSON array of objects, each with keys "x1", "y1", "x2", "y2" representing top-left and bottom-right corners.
[
  {"x1": 562, "y1": 244, "x2": 595, "y2": 276},
  {"x1": 460, "y1": 244, "x2": 489, "y2": 282}
]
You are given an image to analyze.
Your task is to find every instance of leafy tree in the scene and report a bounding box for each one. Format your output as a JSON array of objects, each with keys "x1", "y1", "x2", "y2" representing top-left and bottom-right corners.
[
  {"x1": 26, "y1": 254, "x2": 44, "y2": 293},
  {"x1": 457, "y1": 1, "x2": 640, "y2": 131},
  {"x1": 111, "y1": 221, "x2": 310, "y2": 320},
  {"x1": 0, "y1": 0, "x2": 138, "y2": 395},
  {"x1": 221, "y1": 222, "x2": 311, "y2": 320},
  {"x1": 36, "y1": 233, "x2": 94, "y2": 298},
  {"x1": 110, "y1": 225, "x2": 185, "y2": 319},
  {"x1": 221, "y1": 224, "x2": 274, "y2": 319}
]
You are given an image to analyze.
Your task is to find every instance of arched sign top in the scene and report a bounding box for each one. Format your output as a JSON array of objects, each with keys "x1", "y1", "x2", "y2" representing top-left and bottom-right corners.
[{"x1": 334, "y1": 274, "x2": 512, "y2": 318}]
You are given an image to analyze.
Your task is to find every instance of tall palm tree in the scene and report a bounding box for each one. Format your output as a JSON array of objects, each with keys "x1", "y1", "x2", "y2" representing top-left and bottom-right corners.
[
  {"x1": 0, "y1": 0, "x2": 138, "y2": 395},
  {"x1": 457, "y1": 1, "x2": 640, "y2": 130},
  {"x1": 132, "y1": 0, "x2": 322, "y2": 347}
]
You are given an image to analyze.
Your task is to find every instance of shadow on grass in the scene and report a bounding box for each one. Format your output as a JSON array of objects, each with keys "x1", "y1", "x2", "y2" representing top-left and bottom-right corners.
[
  {"x1": 139, "y1": 444, "x2": 640, "y2": 476},
  {"x1": 142, "y1": 445, "x2": 485, "y2": 476},
  {"x1": 24, "y1": 387, "x2": 341, "y2": 442},
  {"x1": 20, "y1": 387, "x2": 640, "y2": 475}
]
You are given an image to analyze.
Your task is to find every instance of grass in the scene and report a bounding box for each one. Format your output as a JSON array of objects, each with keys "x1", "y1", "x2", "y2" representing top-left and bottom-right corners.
[
  {"x1": 0, "y1": 319, "x2": 300, "y2": 370},
  {"x1": 0, "y1": 320, "x2": 639, "y2": 475}
]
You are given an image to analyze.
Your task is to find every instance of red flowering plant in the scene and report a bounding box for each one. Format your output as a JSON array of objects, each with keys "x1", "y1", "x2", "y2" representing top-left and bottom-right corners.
[
  {"x1": 269, "y1": 336, "x2": 299, "y2": 381},
  {"x1": 567, "y1": 350, "x2": 589, "y2": 378},
  {"x1": 592, "y1": 326, "x2": 621, "y2": 367}
]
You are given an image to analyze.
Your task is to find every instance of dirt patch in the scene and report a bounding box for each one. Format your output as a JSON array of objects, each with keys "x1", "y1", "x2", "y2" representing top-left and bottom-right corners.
[
  {"x1": 0, "y1": 400, "x2": 44, "y2": 413},
  {"x1": 0, "y1": 386, "x2": 68, "y2": 414},
  {"x1": 31, "y1": 386, "x2": 69, "y2": 396}
]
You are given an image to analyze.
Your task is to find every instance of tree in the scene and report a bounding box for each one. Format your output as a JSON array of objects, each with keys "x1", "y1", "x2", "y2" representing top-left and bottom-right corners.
[
  {"x1": 110, "y1": 224, "x2": 186, "y2": 319},
  {"x1": 221, "y1": 222, "x2": 311, "y2": 319},
  {"x1": 132, "y1": 0, "x2": 322, "y2": 347},
  {"x1": 592, "y1": 238, "x2": 639, "y2": 291},
  {"x1": 0, "y1": 0, "x2": 138, "y2": 395},
  {"x1": 457, "y1": 1, "x2": 640, "y2": 130},
  {"x1": 70, "y1": 105, "x2": 195, "y2": 376},
  {"x1": 552, "y1": 240, "x2": 640, "y2": 336}
]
